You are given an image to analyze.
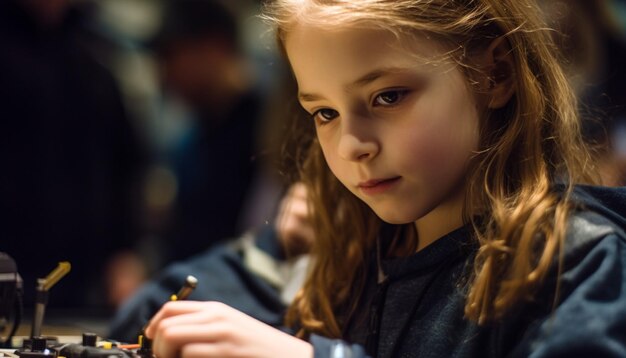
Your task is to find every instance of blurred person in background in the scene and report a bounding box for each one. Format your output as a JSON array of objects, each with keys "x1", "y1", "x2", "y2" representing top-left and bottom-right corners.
[
  {"x1": 108, "y1": 182, "x2": 313, "y2": 343},
  {"x1": 148, "y1": 0, "x2": 265, "y2": 264},
  {"x1": 0, "y1": 0, "x2": 145, "y2": 310}
]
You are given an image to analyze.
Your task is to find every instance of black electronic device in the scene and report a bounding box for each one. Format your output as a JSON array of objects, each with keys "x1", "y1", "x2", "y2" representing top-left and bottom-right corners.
[
  {"x1": 0, "y1": 261, "x2": 196, "y2": 358},
  {"x1": 0, "y1": 253, "x2": 22, "y2": 348},
  {"x1": 12, "y1": 334, "x2": 155, "y2": 358}
]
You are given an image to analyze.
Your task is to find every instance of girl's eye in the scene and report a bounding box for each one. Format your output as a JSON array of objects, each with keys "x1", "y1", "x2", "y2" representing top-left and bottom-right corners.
[
  {"x1": 312, "y1": 108, "x2": 339, "y2": 123},
  {"x1": 374, "y1": 90, "x2": 408, "y2": 106}
]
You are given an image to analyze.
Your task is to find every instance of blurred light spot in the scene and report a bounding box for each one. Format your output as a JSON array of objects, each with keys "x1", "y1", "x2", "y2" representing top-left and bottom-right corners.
[{"x1": 144, "y1": 166, "x2": 178, "y2": 210}]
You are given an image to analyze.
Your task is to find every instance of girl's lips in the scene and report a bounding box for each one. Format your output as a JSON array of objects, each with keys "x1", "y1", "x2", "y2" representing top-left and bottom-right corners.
[{"x1": 358, "y1": 177, "x2": 401, "y2": 195}]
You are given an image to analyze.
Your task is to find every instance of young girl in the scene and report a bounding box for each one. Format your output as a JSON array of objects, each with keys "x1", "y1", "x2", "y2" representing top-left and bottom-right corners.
[{"x1": 144, "y1": 0, "x2": 626, "y2": 357}]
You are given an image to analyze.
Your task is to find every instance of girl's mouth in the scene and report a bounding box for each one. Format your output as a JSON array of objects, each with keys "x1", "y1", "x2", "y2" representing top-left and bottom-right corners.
[{"x1": 358, "y1": 177, "x2": 401, "y2": 195}]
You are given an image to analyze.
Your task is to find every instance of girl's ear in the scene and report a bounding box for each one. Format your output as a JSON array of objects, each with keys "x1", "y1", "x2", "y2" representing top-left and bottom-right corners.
[{"x1": 481, "y1": 36, "x2": 516, "y2": 109}]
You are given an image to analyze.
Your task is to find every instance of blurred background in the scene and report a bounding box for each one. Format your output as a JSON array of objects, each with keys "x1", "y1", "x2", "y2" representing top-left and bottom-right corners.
[
  {"x1": 0, "y1": 0, "x2": 624, "y2": 324},
  {"x1": 0, "y1": 0, "x2": 292, "y2": 320}
]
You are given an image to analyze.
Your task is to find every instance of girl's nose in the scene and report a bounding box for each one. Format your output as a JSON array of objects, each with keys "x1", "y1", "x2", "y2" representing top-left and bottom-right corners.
[{"x1": 337, "y1": 119, "x2": 379, "y2": 162}]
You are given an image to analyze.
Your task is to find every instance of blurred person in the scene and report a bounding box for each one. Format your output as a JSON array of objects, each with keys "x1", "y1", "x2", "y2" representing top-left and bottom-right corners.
[
  {"x1": 0, "y1": 0, "x2": 144, "y2": 310},
  {"x1": 108, "y1": 182, "x2": 313, "y2": 343},
  {"x1": 149, "y1": 0, "x2": 264, "y2": 264}
]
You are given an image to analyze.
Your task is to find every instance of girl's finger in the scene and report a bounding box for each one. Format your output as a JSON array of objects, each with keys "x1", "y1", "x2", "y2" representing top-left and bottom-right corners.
[
  {"x1": 145, "y1": 301, "x2": 214, "y2": 338},
  {"x1": 152, "y1": 322, "x2": 236, "y2": 358},
  {"x1": 152, "y1": 309, "x2": 221, "y2": 337},
  {"x1": 180, "y1": 343, "x2": 234, "y2": 358}
]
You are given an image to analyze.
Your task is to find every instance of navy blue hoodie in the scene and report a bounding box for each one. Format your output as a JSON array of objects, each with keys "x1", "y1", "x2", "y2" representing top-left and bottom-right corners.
[
  {"x1": 109, "y1": 186, "x2": 626, "y2": 356},
  {"x1": 311, "y1": 185, "x2": 626, "y2": 358}
]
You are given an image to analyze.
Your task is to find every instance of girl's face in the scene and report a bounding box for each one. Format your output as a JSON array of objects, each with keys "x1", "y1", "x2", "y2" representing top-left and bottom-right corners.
[{"x1": 285, "y1": 25, "x2": 481, "y2": 227}]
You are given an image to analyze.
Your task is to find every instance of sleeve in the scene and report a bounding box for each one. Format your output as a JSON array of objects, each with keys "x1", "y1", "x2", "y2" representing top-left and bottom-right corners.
[
  {"x1": 107, "y1": 279, "x2": 175, "y2": 343},
  {"x1": 511, "y1": 233, "x2": 626, "y2": 357},
  {"x1": 310, "y1": 335, "x2": 371, "y2": 358},
  {"x1": 108, "y1": 237, "x2": 287, "y2": 342}
]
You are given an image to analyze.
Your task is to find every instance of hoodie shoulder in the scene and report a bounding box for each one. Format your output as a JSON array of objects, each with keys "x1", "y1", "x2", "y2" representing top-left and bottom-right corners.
[
  {"x1": 570, "y1": 185, "x2": 626, "y2": 228},
  {"x1": 506, "y1": 186, "x2": 626, "y2": 357},
  {"x1": 563, "y1": 185, "x2": 626, "y2": 262}
]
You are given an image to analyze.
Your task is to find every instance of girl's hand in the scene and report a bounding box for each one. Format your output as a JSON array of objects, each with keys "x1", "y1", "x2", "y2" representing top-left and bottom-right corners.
[{"x1": 144, "y1": 301, "x2": 313, "y2": 358}]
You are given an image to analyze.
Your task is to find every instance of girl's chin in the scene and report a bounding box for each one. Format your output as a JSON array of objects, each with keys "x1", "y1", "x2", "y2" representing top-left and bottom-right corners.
[{"x1": 372, "y1": 208, "x2": 420, "y2": 225}]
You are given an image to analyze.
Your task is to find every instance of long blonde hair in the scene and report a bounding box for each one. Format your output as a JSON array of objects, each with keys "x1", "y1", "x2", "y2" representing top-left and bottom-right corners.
[{"x1": 262, "y1": 0, "x2": 598, "y2": 337}]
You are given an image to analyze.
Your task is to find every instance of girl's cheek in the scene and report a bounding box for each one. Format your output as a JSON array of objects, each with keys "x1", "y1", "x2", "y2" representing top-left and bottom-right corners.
[{"x1": 399, "y1": 126, "x2": 471, "y2": 178}]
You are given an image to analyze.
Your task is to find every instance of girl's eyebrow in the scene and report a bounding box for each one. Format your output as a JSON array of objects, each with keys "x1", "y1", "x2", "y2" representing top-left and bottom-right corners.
[
  {"x1": 348, "y1": 66, "x2": 411, "y2": 90},
  {"x1": 298, "y1": 92, "x2": 324, "y2": 103},
  {"x1": 298, "y1": 66, "x2": 414, "y2": 103}
]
